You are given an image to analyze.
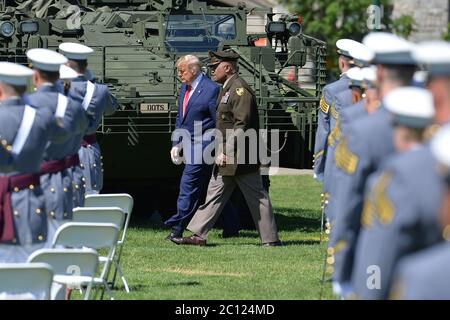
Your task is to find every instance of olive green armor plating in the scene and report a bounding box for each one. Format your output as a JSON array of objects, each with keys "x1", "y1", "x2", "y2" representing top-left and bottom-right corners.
[{"x1": 0, "y1": 0, "x2": 326, "y2": 185}]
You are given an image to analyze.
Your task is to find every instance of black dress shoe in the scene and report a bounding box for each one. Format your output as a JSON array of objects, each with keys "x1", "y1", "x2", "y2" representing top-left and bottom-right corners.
[
  {"x1": 262, "y1": 240, "x2": 283, "y2": 247},
  {"x1": 165, "y1": 232, "x2": 181, "y2": 241}
]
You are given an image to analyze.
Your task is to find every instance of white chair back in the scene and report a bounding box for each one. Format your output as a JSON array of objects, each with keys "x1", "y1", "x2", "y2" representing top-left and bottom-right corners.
[
  {"x1": 52, "y1": 222, "x2": 119, "y2": 250},
  {"x1": 27, "y1": 248, "x2": 99, "y2": 277},
  {"x1": 0, "y1": 263, "x2": 53, "y2": 300},
  {"x1": 84, "y1": 194, "x2": 133, "y2": 243},
  {"x1": 73, "y1": 207, "x2": 125, "y2": 230}
]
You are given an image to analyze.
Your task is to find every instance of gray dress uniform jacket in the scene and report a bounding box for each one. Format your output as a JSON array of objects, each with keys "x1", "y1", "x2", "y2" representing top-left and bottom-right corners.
[
  {"x1": 0, "y1": 97, "x2": 56, "y2": 262},
  {"x1": 351, "y1": 146, "x2": 444, "y2": 299},
  {"x1": 329, "y1": 105, "x2": 395, "y2": 284},
  {"x1": 390, "y1": 242, "x2": 450, "y2": 300},
  {"x1": 322, "y1": 89, "x2": 352, "y2": 221},
  {"x1": 27, "y1": 84, "x2": 86, "y2": 221},
  {"x1": 71, "y1": 74, "x2": 118, "y2": 193},
  {"x1": 313, "y1": 74, "x2": 350, "y2": 182},
  {"x1": 57, "y1": 78, "x2": 89, "y2": 207},
  {"x1": 326, "y1": 100, "x2": 368, "y2": 223}
]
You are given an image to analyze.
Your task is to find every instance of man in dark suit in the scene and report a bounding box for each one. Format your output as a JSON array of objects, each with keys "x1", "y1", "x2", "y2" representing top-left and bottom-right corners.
[
  {"x1": 171, "y1": 50, "x2": 281, "y2": 247},
  {"x1": 165, "y1": 55, "x2": 220, "y2": 240}
]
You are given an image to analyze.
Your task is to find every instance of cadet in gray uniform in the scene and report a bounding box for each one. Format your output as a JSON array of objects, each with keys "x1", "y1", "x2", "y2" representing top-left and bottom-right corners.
[
  {"x1": 59, "y1": 42, "x2": 118, "y2": 195},
  {"x1": 0, "y1": 62, "x2": 57, "y2": 262},
  {"x1": 327, "y1": 67, "x2": 378, "y2": 221},
  {"x1": 57, "y1": 64, "x2": 87, "y2": 208},
  {"x1": 323, "y1": 67, "x2": 363, "y2": 224},
  {"x1": 313, "y1": 39, "x2": 358, "y2": 183},
  {"x1": 350, "y1": 41, "x2": 450, "y2": 299},
  {"x1": 351, "y1": 87, "x2": 438, "y2": 300},
  {"x1": 26, "y1": 48, "x2": 88, "y2": 246},
  {"x1": 329, "y1": 32, "x2": 417, "y2": 297},
  {"x1": 389, "y1": 125, "x2": 450, "y2": 300}
]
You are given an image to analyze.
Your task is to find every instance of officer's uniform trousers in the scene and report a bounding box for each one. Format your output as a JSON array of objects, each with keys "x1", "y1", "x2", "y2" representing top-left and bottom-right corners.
[{"x1": 187, "y1": 170, "x2": 279, "y2": 244}]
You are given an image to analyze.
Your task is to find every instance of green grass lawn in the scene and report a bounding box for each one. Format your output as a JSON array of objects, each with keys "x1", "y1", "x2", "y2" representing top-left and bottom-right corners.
[{"x1": 107, "y1": 175, "x2": 334, "y2": 300}]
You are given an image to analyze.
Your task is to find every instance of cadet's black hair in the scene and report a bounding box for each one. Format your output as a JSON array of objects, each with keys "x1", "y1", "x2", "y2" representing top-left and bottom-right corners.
[
  {"x1": 12, "y1": 85, "x2": 27, "y2": 96},
  {"x1": 384, "y1": 65, "x2": 417, "y2": 86},
  {"x1": 68, "y1": 59, "x2": 88, "y2": 73},
  {"x1": 37, "y1": 69, "x2": 60, "y2": 83}
]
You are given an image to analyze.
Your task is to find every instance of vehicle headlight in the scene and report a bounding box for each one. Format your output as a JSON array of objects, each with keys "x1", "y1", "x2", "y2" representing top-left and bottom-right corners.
[
  {"x1": 266, "y1": 21, "x2": 286, "y2": 34},
  {"x1": 19, "y1": 20, "x2": 39, "y2": 34},
  {"x1": 0, "y1": 21, "x2": 15, "y2": 38},
  {"x1": 287, "y1": 22, "x2": 301, "y2": 36}
]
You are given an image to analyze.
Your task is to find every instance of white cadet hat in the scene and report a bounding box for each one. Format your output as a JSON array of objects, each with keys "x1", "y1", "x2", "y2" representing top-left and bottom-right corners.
[
  {"x1": 384, "y1": 87, "x2": 435, "y2": 129},
  {"x1": 348, "y1": 43, "x2": 374, "y2": 68},
  {"x1": 363, "y1": 32, "x2": 416, "y2": 65},
  {"x1": 59, "y1": 64, "x2": 78, "y2": 80},
  {"x1": 336, "y1": 39, "x2": 361, "y2": 58},
  {"x1": 27, "y1": 48, "x2": 68, "y2": 72},
  {"x1": 412, "y1": 41, "x2": 450, "y2": 76},
  {"x1": 0, "y1": 62, "x2": 33, "y2": 86},
  {"x1": 362, "y1": 66, "x2": 377, "y2": 88},
  {"x1": 347, "y1": 67, "x2": 364, "y2": 87},
  {"x1": 431, "y1": 124, "x2": 450, "y2": 180},
  {"x1": 59, "y1": 42, "x2": 93, "y2": 60}
]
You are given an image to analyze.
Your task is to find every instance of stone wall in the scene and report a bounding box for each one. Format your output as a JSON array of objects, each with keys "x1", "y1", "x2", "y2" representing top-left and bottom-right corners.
[{"x1": 392, "y1": 0, "x2": 448, "y2": 41}]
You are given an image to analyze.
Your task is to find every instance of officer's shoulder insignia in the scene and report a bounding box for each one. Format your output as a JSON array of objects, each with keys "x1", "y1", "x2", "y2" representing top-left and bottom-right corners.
[
  {"x1": 236, "y1": 87, "x2": 244, "y2": 96},
  {"x1": 334, "y1": 138, "x2": 359, "y2": 175},
  {"x1": 320, "y1": 95, "x2": 330, "y2": 114}
]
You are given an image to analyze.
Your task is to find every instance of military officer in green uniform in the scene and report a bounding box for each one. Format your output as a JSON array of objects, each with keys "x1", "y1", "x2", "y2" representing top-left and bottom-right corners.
[{"x1": 171, "y1": 49, "x2": 281, "y2": 247}]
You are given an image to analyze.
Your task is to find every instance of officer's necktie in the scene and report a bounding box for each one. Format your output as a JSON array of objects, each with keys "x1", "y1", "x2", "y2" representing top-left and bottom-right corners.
[{"x1": 182, "y1": 85, "x2": 192, "y2": 117}]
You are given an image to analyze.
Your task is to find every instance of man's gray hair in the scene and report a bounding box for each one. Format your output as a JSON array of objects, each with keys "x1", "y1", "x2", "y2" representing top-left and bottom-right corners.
[{"x1": 176, "y1": 55, "x2": 201, "y2": 75}]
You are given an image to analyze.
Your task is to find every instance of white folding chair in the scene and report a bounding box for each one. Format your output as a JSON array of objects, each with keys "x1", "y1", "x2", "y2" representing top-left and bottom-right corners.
[
  {"x1": 84, "y1": 193, "x2": 133, "y2": 291},
  {"x1": 51, "y1": 222, "x2": 119, "y2": 300},
  {"x1": 0, "y1": 263, "x2": 53, "y2": 300},
  {"x1": 72, "y1": 207, "x2": 129, "y2": 292},
  {"x1": 27, "y1": 248, "x2": 99, "y2": 300}
]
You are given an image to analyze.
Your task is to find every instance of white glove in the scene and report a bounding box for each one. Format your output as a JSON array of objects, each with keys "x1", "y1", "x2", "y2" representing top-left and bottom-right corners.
[{"x1": 170, "y1": 146, "x2": 182, "y2": 165}]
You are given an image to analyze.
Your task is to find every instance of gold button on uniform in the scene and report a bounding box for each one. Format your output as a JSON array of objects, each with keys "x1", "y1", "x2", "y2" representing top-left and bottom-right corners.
[
  {"x1": 13, "y1": 210, "x2": 19, "y2": 217},
  {"x1": 63, "y1": 187, "x2": 68, "y2": 192},
  {"x1": 50, "y1": 211, "x2": 55, "y2": 217},
  {"x1": 50, "y1": 187, "x2": 55, "y2": 193},
  {"x1": 29, "y1": 184, "x2": 34, "y2": 190},
  {"x1": 37, "y1": 235, "x2": 44, "y2": 241},
  {"x1": 64, "y1": 212, "x2": 68, "y2": 218},
  {"x1": 327, "y1": 257, "x2": 335, "y2": 265},
  {"x1": 35, "y1": 208, "x2": 41, "y2": 214},
  {"x1": 13, "y1": 187, "x2": 19, "y2": 192}
]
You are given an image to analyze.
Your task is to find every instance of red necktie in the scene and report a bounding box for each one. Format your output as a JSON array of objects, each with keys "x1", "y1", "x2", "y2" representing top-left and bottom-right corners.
[{"x1": 182, "y1": 85, "x2": 192, "y2": 117}]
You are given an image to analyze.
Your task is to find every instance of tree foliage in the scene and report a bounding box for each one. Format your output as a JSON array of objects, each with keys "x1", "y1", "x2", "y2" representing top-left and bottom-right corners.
[{"x1": 279, "y1": 0, "x2": 415, "y2": 77}]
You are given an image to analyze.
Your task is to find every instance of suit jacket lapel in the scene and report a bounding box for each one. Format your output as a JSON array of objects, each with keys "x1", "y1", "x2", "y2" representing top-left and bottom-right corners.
[{"x1": 181, "y1": 77, "x2": 205, "y2": 123}]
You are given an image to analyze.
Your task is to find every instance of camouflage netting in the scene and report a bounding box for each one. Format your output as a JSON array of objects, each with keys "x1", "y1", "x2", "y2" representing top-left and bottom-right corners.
[{"x1": 9, "y1": 0, "x2": 81, "y2": 18}]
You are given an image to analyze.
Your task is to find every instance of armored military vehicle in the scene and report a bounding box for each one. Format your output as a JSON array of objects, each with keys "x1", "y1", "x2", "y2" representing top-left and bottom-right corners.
[{"x1": 0, "y1": 0, "x2": 326, "y2": 212}]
